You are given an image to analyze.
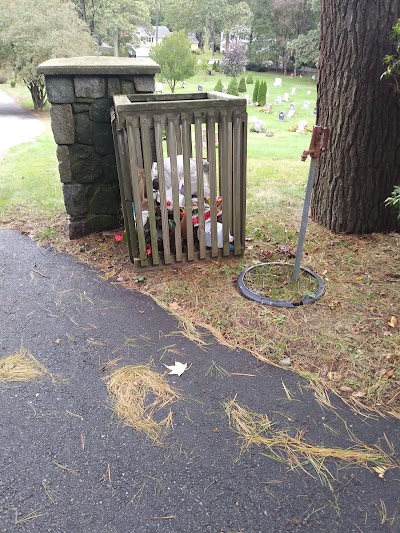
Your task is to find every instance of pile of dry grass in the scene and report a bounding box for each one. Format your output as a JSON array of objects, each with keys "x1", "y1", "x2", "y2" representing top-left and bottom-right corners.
[
  {"x1": 104, "y1": 364, "x2": 180, "y2": 444},
  {"x1": 0, "y1": 348, "x2": 48, "y2": 382},
  {"x1": 224, "y1": 398, "x2": 398, "y2": 490}
]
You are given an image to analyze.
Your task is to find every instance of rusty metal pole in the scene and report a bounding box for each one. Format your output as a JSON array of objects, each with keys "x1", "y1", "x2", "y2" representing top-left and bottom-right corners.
[{"x1": 292, "y1": 126, "x2": 329, "y2": 281}]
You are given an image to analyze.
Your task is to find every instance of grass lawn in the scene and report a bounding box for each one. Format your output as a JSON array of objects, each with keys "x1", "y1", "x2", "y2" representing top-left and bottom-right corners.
[{"x1": 0, "y1": 71, "x2": 399, "y2": 418}]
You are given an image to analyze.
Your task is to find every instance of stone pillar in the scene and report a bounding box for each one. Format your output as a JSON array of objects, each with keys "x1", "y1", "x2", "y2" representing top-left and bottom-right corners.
[{"x1": 37, "y1": 57, "x2": 160, "y2": 239}]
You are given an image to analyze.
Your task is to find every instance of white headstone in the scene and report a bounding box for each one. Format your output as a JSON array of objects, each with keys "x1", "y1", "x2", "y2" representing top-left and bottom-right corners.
[
  {"x1": 245, "y1": 93, "x2": 251, "y2": 104},
  {"x1": 296, "y1": 120, "x2": 308, "y2": 133},
  {"x1": 290, "y1": 87, "x2": 296, "y2": 95},
  {"x1": 155, "y1": 82, "x2": 163, "y2": 94},
  {"x1": 287, "y1": 109, "x2": 295, "y2": 119},
  {"x1": 311, "y1": 75, "x2": 316, "y2": 81},
  {"x1": 307, "y1": 90, "x2": 311, "y2": 95},
  {"x1": 253, "y1": 119, "x2": 265, "y2": 133},
  {"x1": 273, "y1": 78, "x2": 282, "y2": 87},
  {"x1": 265, "y1": 103, "x2": 272, "y2": 113},
  {"x1": 302, "y1": 100, "x2": 310, "y2": 110},
  {"x1": 283, "y1": 92, "x2": 290, "y2": 102},
  {"x1": 289, "y1": 103, "x2": 296, "y2": 111},
  {"x1": 275, "y1": 97, "x2": 282, "y2": 105}
]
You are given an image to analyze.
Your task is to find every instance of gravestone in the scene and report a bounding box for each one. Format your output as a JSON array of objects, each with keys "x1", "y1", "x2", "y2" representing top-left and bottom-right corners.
[
  {"x1": 283, "y1": 92, "x2": 290, "y2": 102},
  {"x1": 273, "y1": 77, "x2": 282, "y2": 87},
  {"x1": 302, "y1": 100, "x2": 310, "y2": 110},
  {"x1": 311, "y1": 75, "x2": 316, "y2": 81},
  {"x1": 287, "y1": 109, "x2": 295, "y2": 119},
  {"x1": 275, "y1": 97, "x2": 282, "y2": 105},
  {"x1": 265, "y1": 103, "x2": 272, "y2": 114},
  {"x1": 296, "y1": 120, "x2": 307, "y2": 133},
  {"x1": 307, "y1": 90, "x2": 311, "y2": 95},
  {"x1": 289, "y1": 103, "x2": 296, "y2": 111},
  {"x1": 198, "y1": 85, "x2": 203, "y2": 91},
  {"x1": 244, "y1": 94, "x2": 251, "y2": 104},
  {"x1": 290, "y1": 87, "x2": 296, "y2": 95},
  {"x1": 278, "y1": 111, "x2": 286, "y2": 121},
  {"x1": 313, "y1": 106, "x2": 317, "y2": 116}
]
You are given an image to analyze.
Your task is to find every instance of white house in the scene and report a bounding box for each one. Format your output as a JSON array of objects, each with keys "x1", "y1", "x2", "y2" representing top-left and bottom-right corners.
[{"x1": 133, "y1": 26, "x2": 198, "y2": 58}]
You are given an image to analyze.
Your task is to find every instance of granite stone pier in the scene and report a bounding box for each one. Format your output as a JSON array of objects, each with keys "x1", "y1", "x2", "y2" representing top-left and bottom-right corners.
[{"x1": 37, "y1": 57, "x2": 160, "y2": 238}]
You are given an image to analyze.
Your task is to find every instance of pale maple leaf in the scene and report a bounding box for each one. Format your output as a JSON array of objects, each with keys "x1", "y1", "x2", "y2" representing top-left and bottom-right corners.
[{"x1": 164, "y1": 361, "x2": 188, "y2": 376}]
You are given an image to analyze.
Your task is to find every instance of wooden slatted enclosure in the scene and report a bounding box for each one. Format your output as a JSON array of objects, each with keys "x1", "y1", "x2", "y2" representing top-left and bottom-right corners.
[{"x1": 112, "y1": 92, "x2": 247, "y2": 269}]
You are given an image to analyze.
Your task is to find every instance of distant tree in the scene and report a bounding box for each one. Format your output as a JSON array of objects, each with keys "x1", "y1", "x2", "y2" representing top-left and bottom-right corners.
[
  {"x1": 212, "y1": 61, "x2": 219, "y2": 72},
  {"x1": 227, "y1": 77, "x2": 239, "y2": 96},
  {"x1": 287, "y1": 27, "x2": 320, "y2": 67},
  {"x1": 246, "y1": 73, "x2": 254, "y2": 84},
  {"x1": 238, "y1": 76, "x2": 247, "y2": 92},
  {"x1": 220, "y1": 42, "x2": 247, "y2": 77},
  {"x1": 257, "y1": 80, "x2": 267, "y2": 106},
  {"x1": 252, "y1": 78, "x2": 260, "y2": 104},
  {"x1": 214, "y1": 79, "x2": 223, "y2": 91},
  {"x1": 150, "y1": 31, "x2": 197, "y2": 93},
  {"x1": 73, "y1": 0, "x2": 150, "y2": 56},
  {"x1": 0, "y1": 0, "x2": 97, "y2": 110}
]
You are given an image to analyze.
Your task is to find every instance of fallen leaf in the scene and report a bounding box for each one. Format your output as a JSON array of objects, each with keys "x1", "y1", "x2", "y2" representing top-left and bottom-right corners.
[
  {"x1": 54, "y1": 338, "x2": 61, "y2": 344},
  {"x1": 328, "y1": 371, "x2": 341, "y2": 381},
  {"x1": 279, "y1": 358, "x2": 291, "y2": 366},
  {"x1": 164, "y1": 361, "x2": 188, "y2": 376},
  {"x1": 169, "y1": 302, "x2": 181, "y2": 311},
  {"x1": 385, "y1": 369, "x2": 395, "y2": 378},
  {"x1": 388, "y1": 316, "x2": 398, "y2": 328},
  {"x1": 351, "y1": 390, "x2": 366, "y2": 398},
  {"x1": 375, "y1": 369, "x2": 387, "y2": 377},
  {"x1": 339, "y1": 385, "x2": 353, "y2": 393}
]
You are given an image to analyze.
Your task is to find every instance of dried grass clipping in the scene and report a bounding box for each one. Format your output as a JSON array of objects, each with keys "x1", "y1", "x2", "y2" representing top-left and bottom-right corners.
[
  {"x1": 224, "y1": 398, "x2": 398, "y2": 490},
  {"x1": 0, "y1": 349, "x2": 48, "y2": 382},
  {"x1": 105, "y1": 365, "x2": 180, "y2": 444}
]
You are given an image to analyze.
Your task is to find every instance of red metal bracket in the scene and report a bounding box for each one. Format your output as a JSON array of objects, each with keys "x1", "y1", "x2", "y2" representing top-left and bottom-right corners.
[{"x1": 301, "y1": 125, "x2": 329, "y2": 161}]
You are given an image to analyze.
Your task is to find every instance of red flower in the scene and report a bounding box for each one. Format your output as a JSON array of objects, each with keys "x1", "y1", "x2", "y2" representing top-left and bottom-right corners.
[{"x1": 114, "y1": 234, "x2": 123, "y2": 243}]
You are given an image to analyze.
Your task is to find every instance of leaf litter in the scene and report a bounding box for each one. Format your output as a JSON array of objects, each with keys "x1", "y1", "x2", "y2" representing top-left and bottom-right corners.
[
  {"x1": 224, "y1": 398, "x2": 399, "y2": 492},
  {"x1": 104, "y1": 364, "x2": 180, "y2": 444},
  {"x1": 0, "y1": 348, "x2": 49, "y2": 382}
]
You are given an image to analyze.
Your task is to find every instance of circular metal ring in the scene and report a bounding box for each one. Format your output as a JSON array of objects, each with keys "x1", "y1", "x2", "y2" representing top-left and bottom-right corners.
[{"x1": 237, "y1": 262, "x2": 325, "y2": 308}]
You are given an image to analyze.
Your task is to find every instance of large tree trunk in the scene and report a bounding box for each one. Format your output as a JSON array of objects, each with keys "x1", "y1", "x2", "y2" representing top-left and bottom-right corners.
[{"x1": 311, "y1": 0, "x2": 400, "y2": 233}]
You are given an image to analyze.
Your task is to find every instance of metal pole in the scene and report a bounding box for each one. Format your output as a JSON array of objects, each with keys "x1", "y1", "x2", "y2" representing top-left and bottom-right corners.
[{"x1": 292, "y1": 157, "x2": 317, "y2": 281}]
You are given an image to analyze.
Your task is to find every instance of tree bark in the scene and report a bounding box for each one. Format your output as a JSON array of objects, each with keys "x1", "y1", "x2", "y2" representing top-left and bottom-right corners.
[{"x1": 311, "y1": 0, "x2": 400, "y2": 233}]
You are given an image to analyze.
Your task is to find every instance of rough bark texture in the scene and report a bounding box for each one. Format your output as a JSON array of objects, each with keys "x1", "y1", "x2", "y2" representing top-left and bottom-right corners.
[{"x1": 312, "y1": 0, "x2": 400, "y2": 233}]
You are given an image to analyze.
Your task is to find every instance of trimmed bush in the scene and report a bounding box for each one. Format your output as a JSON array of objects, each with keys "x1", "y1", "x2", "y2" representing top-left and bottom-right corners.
[
  {"x1": 252, "y1": 79, "x2": 260, "y2": 104},
  {"x1": 246, "y1": 73, "x2": 254, "y2": 84},
  {"x1": 238, "y1": 76, "x2": 247, "y2": 92},
  {"x1": 214, "y1": 79, "x2": 223, "y2": 92},
  {"x1": 258, "y1": 80, "x2": 267, "y2": 106},
  {"x1": 227, "y1": 78, "x2": 239, "y2": 96},
  {"x1": 213, "y1": 61, "x2": 219, "y2": 72}
]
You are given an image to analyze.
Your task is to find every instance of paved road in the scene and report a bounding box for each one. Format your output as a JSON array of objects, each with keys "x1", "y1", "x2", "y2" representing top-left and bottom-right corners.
[
  {"x1": 0, "y1": 91, "x2": 46, "y2": 159},
  {"x1": 0, "y1": 230, "x2": 399, "y2": 532}
]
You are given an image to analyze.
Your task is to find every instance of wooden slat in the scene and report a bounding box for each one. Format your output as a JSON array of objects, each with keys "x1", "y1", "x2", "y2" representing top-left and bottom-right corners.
[
  {"x1": 140, "y1": 115, "x2": 160, "y2": 266},
  {"x1": 126, "y1": 121, "x2": 147, "y2": 266},
  {"x1": 194, "y1": 112, "x2": 206, "y2": 259},
  {"x1": 181, "y1": 113, "x2": 194, "y2": 261},
  {"x1": 154, "y1": 115, "x2": 171, "y2": 264},
  {"x1": 227, "y1": 116, "x2": 233, "y2": 243},
  {"x1": 219, "y1": 110, "x2": 230, "y2": 256},
  {"x1": 207, "y1": 112, "x2": 218, "y2": 257},
  {"x1": 166, "y1": 115, "x2": 182, "y2": 262},
  {"x1": 240, "y1": 114, "x2": 248, "y2": 251},
  {"x1": 112, "y1": 119, "x2": 137, "y2": 263},
  {"x1": 232, "y1": 110, "x2": 243, "y2": 256}
]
